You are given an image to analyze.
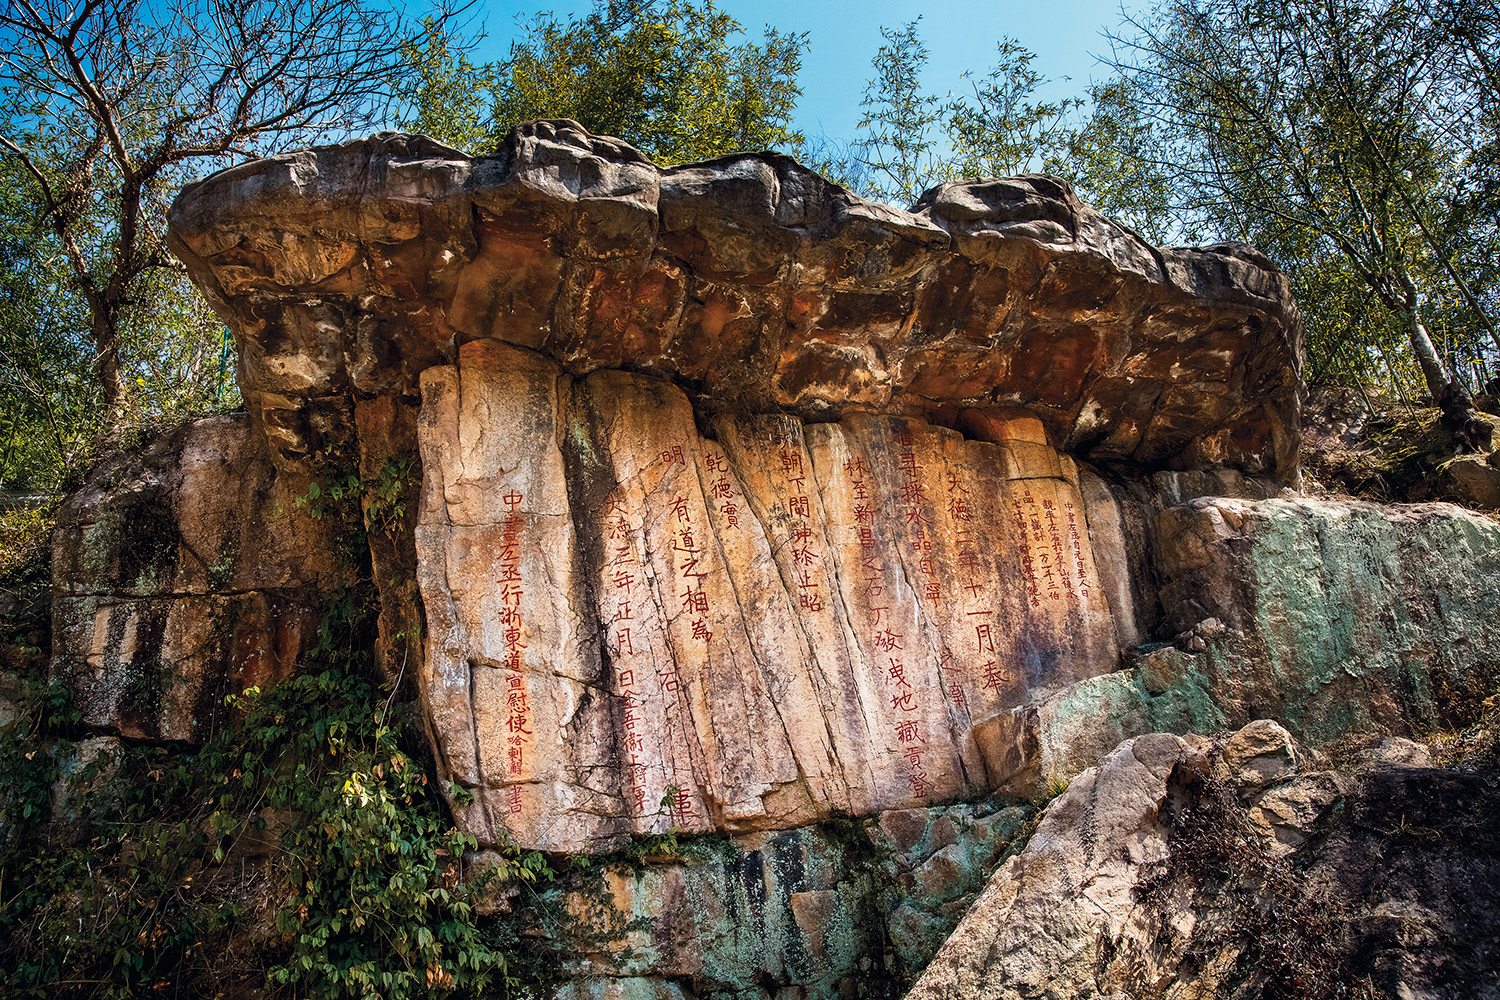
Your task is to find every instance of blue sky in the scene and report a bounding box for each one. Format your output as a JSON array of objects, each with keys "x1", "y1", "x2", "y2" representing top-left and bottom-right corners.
[{"x1": 466, "y1": 0, "x2": 1136, "y2": 144}]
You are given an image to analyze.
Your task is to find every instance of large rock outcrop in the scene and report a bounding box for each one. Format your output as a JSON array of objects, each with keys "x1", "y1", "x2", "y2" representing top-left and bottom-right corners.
[
  {"x1": 165, "y1": 121, "x2": 1304, "y2": 482},
  {"x1": 40, "y1": 120, "x2": 1500, "y2": 998},
  {"x1": 908, "y1": 722, "x2": 1500, "y2": 1000},
  {"x1": 415, "y1": 340, "x2": 1119, "y2": 850}
]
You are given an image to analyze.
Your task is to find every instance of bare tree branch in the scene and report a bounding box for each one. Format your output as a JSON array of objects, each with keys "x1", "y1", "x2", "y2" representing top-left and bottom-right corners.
[{"x1": 0, "y1": 0, "x2": 474, "y2": 424}]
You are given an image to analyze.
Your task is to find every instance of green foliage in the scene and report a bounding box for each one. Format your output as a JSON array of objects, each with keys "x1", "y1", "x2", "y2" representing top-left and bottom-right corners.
[
  {"x1": 486, "y1": 0, "x2": 808, "y2": 164},
  {"x1": 850, "y1": 22, "x2": 1088, "y2": 208},
  {"x1": 945, "y1": 39, "x2": 1084, "y2": 182},
  {"x1": 853, "y1": 20, "x2": 945, "y2": 205},
  {"x1": 296, "y1": 472, "x2": 368, "y2": 523},
  {"x1": 363, "y1": 458, "x2": 417, "y2": 537},
  {"x1": 1053, "y1": 78, "x2": 1176, "y2": 244},
  {"x1": 293, "y1": 458, "x2": 418, "y2": 558},
  {"x1": 0, "y1": 160, "x2": 97, "y2": 490},
  {"x1": 1106, "y1": 0, "x2": 1500, "y2": 403},
  {"x1": 400, "y1": 0, "x2": 810, "y2": 163},
  {"x1": 399, "y1": 16, "x2": 501, "y2": 154},
  {"x1": 0, "y1": 593, "x2": 541, "y2": 999},
  {"x1": 245, "y1": 599, "x2": 504, "y2": 998}
]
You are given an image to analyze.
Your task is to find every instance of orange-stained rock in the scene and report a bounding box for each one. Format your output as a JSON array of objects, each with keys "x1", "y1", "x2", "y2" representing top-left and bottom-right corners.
[
  {"x1": 414, "y1": 343, "x2": 1119, "y2": 852},
  {"x1": 49, "y1": 416, "x2": 353, "y2": 741},
  {"x1": 167, "y1": 121, "x2": 1304, "y2": 483}
]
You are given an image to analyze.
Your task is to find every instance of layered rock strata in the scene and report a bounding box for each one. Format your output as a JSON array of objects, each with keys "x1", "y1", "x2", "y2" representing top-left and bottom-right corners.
[{"x1": 166, "y1": 121, "x2": 1304, "y2": 483}]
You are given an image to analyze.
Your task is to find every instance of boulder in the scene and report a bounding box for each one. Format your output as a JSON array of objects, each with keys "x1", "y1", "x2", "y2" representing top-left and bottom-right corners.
[
  {"x1": 908, "y1": 723, "x2": 1500, "y2": 1000},
  {"x1": 49, "y1": 416, "x2": 352, "y2": 741}
]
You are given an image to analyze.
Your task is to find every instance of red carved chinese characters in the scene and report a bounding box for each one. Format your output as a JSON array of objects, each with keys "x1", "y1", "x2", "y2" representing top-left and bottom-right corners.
[
  {"x1": 504, "y1": 673, "x2": 531, "y2": 782},
  {"x1": 949, "y1": 470, "x2": 981, "y2": 605},
  {"x1": 846, "y1": 454, "x2": 884, "y2": 600},
  {"x1": 703, "y1": 449, "x2": 741, "y2": 530},
  {"x1": 1064, "y1": 501, "x2": 1090, "y2": 601},
  {"x1": 888, "y1": 648, "x2": 928, "y2": 798},
  {"x1": 670, "y1": 493, "x2": 713, "y2": 642},
  {"x1": 1038, "y1": 498, "x2": 1070, "y2": 601},
  {"x1": 781, "y1": 429, "x2": 825, "y2": 613},
  {"x1": 606, "y1": 491, "x2": 657, "y2": 820},
  {"x1": 1011, "y1": 487, "x2": 1043, "y2": 608},
  {"x1": 497, "y1": 489, "x2": 530, "y2": 783},
  {"x1": 896, "y1": 429, "x2": 939, "y2": 603}
]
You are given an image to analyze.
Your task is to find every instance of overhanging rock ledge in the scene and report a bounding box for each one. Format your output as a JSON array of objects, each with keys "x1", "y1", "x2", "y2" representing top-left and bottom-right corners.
[{"x1": 166, "y1": 120, "x2": 1304, "y2": 483}]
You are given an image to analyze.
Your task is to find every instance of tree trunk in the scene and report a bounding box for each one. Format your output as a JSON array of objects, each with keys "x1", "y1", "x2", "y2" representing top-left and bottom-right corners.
[
  {"x1": 1405, "y1": 303, "x2": 1489, "y2": 452},
  {"x1": 91, "y1": 308, "x2": 124, "y2": 427}
]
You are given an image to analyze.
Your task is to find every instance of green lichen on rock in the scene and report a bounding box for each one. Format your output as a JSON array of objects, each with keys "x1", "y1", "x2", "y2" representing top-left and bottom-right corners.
[
  {"x1": 525, "y1": 802, "x2": 1038, "y2": 998},
  {"x1": 1241, "y1": 500, "x2": 1499, "y2": 738}
]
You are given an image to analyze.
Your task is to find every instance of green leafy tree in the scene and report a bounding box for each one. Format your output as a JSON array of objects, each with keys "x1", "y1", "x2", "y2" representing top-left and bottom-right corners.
[
  {"x1": 851, "y1": 22, "x2": 1088, "y2": 208},
  {"x1": 946, "y1": 39, "x2": 1084, "y2": 180},
  {"x1": 1108, "y1": 0, "x2": 1497, "y2": 439},
  {"x1": 399, "y1": 15, "x2": 500, "y2": 154},
  {"x1": 0, "y1": 160, "x2": 95, "y2": 489},
  {"x1": 853, "y1": 19, "x2": 945, "y2": 205},
  {"x1": 0, "y1": 0, "x2": 467, "y2": 430},
  {"x1": 483, "y1": 0, "x2": 808, "y2": 164},
  {"x1": 1053, "y1": 78, "x2": 1176, "y2": 243}
]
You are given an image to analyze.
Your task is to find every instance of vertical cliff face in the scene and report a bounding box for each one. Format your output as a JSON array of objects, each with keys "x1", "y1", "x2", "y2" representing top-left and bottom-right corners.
[
  {"x1": 32, "y1": 121, "x2": 1500, "y2": 998},
  {"x1": 49, "y1": 416, "x2": 354, "y2": 742},
  {"x1": 412, "y1": 340, "x2": 1119, "y2": 851}
]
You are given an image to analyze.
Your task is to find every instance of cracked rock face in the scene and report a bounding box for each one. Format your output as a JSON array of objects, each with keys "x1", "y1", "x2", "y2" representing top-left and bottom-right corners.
[
  {"x1": 416, "y1": 341, "x2": 1118, "y2": 851},
  {"x1": 907, "y1": 723, "x2": 1500, "y2": 1000},
  {"x1": 49, "y1": 417, "x2": 352, "y2": 742},
  {"x1": 150, "y1": 120, "x2": 1308, "y2": 853},
  {"x1": 167, "y1": 120, "x2": 1303, "y2": 482}
]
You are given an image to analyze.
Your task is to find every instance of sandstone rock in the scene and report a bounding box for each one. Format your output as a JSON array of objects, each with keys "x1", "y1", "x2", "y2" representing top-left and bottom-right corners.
[
  {"x1": 0, "y1": 672, "x2": 21, "y2": 730},
  {"x1": 946, "y1": 488, "x2": 1500, "y2": 795},
  {"x1": 552, "y1": 978, "x2": 692, "y2": 1000},
  {"x1": 1360, "y1": 736, "x2": 1433, "y2": 768},
  {"x1": 1445, "y1": 452, "x2": 1500, "y2": 509},
  {"x1": 887, "y1": 902, "x2": 953, "y2": 973},
  {"x1": 907, "y1": 722, "x2": 1500, "y2": 1000},
  {"x1": 1219, "y1": 718, "x2": 1300, "y2": 789},
  {"x1": 552, "y1": 826, "x2": 872, "y2": 991},
  {"x1": 1152, "y1": 496, "x2": 1500, "y2": 743},
  {"x1": 910, "y1": 843, "x2": 971, "y2": 903},
  {"x1": 49, "y1": 416, "x2": 352, "y2": 741},
  {"x1": 1248, "y1": 770, "x2": 1351, "y2": 855},
  {"x1": 50, "y1": 735, "x2": 122, "y2": 831},
  {"x1": 873, "y1": 809, "x2": 931, "y2": 856},
  {"x1": 167, "y1": 123, "x2": 1303, "y2": 483},
  {"x1": 504, "y1": 799, "x2": 1032, "y2": 997},
  {"x1": 415, "y1": 341, "x2": 1120, "y2": 851},
  {"x1": 906, "y1": 731, "x2": 1200, "y2": 1000}
]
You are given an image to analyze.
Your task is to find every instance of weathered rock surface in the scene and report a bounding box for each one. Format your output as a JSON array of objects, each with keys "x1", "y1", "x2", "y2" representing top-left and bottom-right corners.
[
  {"x1": 978, "y1": 494, "x2": 1500, "y2": 789},
  {"x1": 49, "y1": 416, "x2": 351, "y2": 741},
  {"x1": 32, "y1": 120, "x2": 1500, "y2": 1000},
  {"x1": 481, "y1": 798, "x2": 1031, "y2": 999},
  {"x1": 1152, "y1": 495, "x2": 1500, "y2": 741},
  {"x1": 416, "y1": 340, "x2": 1118, "y2": 851},
  {"x1": 167, "y1": 121, "x2": 1303, "y2": 482},
  {"x1": 908, "y1": 722, "x2": 1500, "y2": 1000}
]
